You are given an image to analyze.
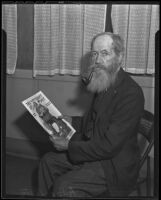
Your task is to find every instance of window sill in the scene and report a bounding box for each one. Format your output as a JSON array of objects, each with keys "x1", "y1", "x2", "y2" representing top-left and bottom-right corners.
[
  {"x1": 7, "y1": 69, "x2": 155, "y2": 87},
  {"x1": 7, "y1": 69, "x2": 81, "y2": 83}
]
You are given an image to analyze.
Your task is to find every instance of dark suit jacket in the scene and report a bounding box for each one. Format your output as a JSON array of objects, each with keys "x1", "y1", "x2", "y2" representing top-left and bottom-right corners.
[{"x1": 68, "y1": 68, "x2": 145, "y2": 196}]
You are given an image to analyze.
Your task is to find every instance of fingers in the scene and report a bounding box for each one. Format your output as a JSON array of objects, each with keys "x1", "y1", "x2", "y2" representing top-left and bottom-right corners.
[
  {"x1": 57, "y1": 115, "x2": 72, "y2": 124},
  {"x1": 49, "y1": 135, "x2": 63, "y2": 144},
  {"x1": 57, "y1": 115, "x2": 63, "y2": 120},
  {"x1": 49, "y1": 136, "x2": 61, "y2": 150},
  {"x1": 49, "y1": 135, "x2": 55, "y2": 142},
  {"x1": 54, "y1": 144, "x2": 63, "y2": 151},
  {"x1": 62, "y1": 115, "x2": 72, "y2": 124},
  {"x1": 49, "y1": 135, "x2": 68, "y2": 151}
]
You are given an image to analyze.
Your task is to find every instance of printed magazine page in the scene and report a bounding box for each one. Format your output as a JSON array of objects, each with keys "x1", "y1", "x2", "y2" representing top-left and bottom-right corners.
[{"x1": 22, "y1": 91, "x2": 75, "y2": 140}]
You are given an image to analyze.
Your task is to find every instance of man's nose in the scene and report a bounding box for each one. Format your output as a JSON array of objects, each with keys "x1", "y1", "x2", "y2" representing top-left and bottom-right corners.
[{"x1": 95, "y1": 54, "x2": 101, "y2": 64}]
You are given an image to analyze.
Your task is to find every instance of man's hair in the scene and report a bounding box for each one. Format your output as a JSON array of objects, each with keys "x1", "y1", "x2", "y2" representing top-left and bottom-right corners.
[{"x1": 91, "y1": 32, "x2": 124, "y2": 57}]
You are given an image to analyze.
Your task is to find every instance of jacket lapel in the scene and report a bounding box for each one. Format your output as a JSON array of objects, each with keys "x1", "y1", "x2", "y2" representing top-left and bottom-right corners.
[
  {"x1": 82, "y1": 94, "x2": 96, "y2": 132},
  {"x1": 95, "y1": 87, "x2": 116, "y2": 121}
]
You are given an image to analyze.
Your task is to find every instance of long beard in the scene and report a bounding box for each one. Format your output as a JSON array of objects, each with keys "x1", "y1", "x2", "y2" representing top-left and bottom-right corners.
[{"x1": 87, "y1": 60, "x2": 120, "y2": 93}]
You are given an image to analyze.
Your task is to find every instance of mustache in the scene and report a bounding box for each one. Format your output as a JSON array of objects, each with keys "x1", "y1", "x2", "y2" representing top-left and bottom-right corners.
[
  {"x1": 89, "y1": 63, "x2": 107, "y2": 71},
  {"x1": 81, "y1": 64, "x2": 107, "y2": 86}
]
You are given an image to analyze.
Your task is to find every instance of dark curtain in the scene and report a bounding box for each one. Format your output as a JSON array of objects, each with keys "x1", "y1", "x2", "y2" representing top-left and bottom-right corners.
[{"x1": 105, "y1": 4, "x2": 113, "y2": 33}]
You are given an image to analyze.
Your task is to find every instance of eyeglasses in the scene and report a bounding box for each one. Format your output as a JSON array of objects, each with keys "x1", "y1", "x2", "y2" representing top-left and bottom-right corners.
[{"x1": 90, "y1": 49, "x2": 113, "y2": 58}]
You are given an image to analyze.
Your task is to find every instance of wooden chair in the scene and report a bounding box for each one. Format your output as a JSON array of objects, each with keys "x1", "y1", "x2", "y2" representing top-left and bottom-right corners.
[
  {"x1": 132, "y1": 110, "x2": 154, "y2": 196},
  {"x1": 72, "y1": 109, "x2": 154, "y2": 197}
]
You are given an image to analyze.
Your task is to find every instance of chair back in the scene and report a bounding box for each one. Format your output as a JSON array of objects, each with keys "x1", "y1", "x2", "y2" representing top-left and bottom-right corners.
[{"x1": 137, "y1": 110, "x2": 154, "y2": 170}]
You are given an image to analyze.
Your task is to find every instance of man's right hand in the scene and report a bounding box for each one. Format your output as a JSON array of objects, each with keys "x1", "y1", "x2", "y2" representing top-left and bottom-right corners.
[
  {"x1": 58, "y1": 115, "x2": 72, "y2": 125},
  {"x1": 49, "y1": 135, "x2": 69, "y2": 151}
]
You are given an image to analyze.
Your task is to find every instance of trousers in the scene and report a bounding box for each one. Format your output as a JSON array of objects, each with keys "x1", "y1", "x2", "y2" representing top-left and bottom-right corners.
[{"x1": 37, "y1": 151, "x2": 109, "y2": 198}]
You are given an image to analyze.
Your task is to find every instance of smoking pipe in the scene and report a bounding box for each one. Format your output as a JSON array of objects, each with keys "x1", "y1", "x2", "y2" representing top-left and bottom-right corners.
[{"x1": 81, "y1": 71, "x2": 94, "y2": 86}]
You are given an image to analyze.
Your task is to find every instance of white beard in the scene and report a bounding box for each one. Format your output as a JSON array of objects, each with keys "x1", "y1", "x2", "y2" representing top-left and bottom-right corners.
[{"x1": 87, "y1": 60, "x2": 120, "y2": 93}]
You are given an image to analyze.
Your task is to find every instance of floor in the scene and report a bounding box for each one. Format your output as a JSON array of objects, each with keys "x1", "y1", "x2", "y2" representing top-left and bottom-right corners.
[
  {"x1": 4, "y1": 153, "x2": 154, "y2": 199},
  {"x1": 5, "y1": 154, "x2": 39, "y2": 198}
]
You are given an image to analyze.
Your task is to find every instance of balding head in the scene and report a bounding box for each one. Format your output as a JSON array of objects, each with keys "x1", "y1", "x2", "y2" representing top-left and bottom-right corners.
[
  {"x1": 91, "y1": 32, "x2": 124, "y2": 59},
  {"x1": 84, "y1": 32, "x2": 125, "y2": 93}
]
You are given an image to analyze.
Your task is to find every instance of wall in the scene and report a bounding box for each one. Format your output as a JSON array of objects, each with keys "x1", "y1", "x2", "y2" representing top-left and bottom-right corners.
[
  {"x1": 5, "y1": 71, "x2": 155, "y2": 158},
  {"x1": 5, "y1": 71, "x2": 94, "y2": 158},
  {"x1": 6, "y1": 71, "x2": 155, "y2": 140},
  {"x1": 6, "y1": 72, "x2": 93, "y2": 141}
]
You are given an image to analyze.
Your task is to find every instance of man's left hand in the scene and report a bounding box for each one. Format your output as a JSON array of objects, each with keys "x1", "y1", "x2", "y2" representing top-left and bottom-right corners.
[{"x1": 49, "y1": 135, "x2": 69, "y2": 151}]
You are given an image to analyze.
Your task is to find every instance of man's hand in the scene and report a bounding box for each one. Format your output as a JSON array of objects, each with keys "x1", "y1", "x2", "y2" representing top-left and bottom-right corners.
[
  {"x1": 58, "y1": 115, "x2": 72, "y2": 125},
  {"x1": 49, "y1": 135, "x2": 69, "y2": 151}
]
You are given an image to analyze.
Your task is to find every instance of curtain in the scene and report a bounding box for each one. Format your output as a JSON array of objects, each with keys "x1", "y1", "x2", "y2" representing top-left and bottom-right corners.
[
  {"x1": 112, "y1": 5, "x2": 159, "y2": 74},
  {"x1": 33, "y1": 4, "x2": 106, "y2": 77},
  {"x1": 2, "y1": 4, "x2": 17, "y2": 74},
  {"x1": 105, "y1": 4, "x2": 113, "y2": 32}
]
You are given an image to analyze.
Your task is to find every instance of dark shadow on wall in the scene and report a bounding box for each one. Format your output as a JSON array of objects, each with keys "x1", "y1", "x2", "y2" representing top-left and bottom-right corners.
[
  {"x1": 67, "y1": 52, "x2": 94, "y2": 113},
  {"x1": 13, "y1": 111, "x2": 54, "y2": 157},
  {"x1": 80, "y1": 51, "x2": 91, "y2": 75}
]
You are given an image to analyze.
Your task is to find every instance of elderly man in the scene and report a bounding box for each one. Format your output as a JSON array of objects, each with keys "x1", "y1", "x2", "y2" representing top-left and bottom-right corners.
[{"x1": 37, "y1": 32, "x2": 144, "y2": 198}]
